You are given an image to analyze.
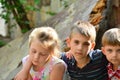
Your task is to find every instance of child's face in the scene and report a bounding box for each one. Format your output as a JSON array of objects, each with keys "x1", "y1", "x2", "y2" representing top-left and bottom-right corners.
[
  {"x1": 29, "y1": 39, "x2": 51, "y2": 67},
  {"x1": 102, "y1": 45, "x2": 120, "y2": 66},
  {"x1": 66, "y1": 33, "x2": 95, "y2": 60}
]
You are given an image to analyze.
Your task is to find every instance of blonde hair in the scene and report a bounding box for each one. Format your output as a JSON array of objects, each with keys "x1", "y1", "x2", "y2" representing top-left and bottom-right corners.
[
  {"x1": 102, "y1": 28, "x2": 120, "y2": 46},
  {"x1": 70, "y1": 20, "x2": 96, "y2": 42},
  {"x1": 29, "y1": 27, "x2": 60, "y2": 56}
]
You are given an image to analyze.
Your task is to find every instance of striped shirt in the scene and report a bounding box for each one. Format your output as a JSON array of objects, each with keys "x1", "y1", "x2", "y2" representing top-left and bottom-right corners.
[{"x1": 61, "y1": 49, "x2": 108, "y2": 80}]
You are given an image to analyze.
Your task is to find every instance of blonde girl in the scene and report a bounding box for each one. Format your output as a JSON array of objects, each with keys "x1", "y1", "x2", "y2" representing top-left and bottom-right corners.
[{"x1": 14, "y1": 27, "x2": 67, "y2": 80}]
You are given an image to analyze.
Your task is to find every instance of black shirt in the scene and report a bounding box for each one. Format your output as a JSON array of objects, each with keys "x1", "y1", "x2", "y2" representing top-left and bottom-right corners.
[{"x1": 61, "y1": 49, "x2": 108, "y2": 80}]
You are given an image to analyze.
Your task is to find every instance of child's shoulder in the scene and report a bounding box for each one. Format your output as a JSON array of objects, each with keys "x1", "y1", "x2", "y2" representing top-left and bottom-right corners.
[
  {"x1": 52, "y1": 56, "x2": 65, "y2": 64},
  {"x1": 51, "y1": 56, "x2": 67, "y2": 71},
  {"x1": 52, "y1": 56, "x2": 67, "y2": 66},
  {"x1": 60, "y1": 52, "x2": 75, "y2": 65},
  {"x1": 89, "y1": 49, "x2": 104, "y2": 60}
]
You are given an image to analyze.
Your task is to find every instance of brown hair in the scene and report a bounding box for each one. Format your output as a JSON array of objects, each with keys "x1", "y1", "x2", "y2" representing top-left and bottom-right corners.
[
  {"x1": 70, "y1": 20, "x2": 96, "y2": 42},
  {"x1": 102, "y1": 28, "x2": 120, "y2": 46}
]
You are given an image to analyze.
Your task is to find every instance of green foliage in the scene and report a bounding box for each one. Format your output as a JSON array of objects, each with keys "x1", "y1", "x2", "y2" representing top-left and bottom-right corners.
[
  {"x1": 46, "y1": 11, "x2": 56, "y2": 16},
  {"x1": 0, "y1": 40, "x2": 6, "y2": 47},
  {"x1": 63, "y1": 1, "x2": 69, "y2": 8},
  {"x1": 0, "y1": 0, "x2": 11, "y2": 23},
  {"x1": 20, "y1": 0, "x2": 40, "y2": 11},
  {"x1": 21, "y1": 28, "x2": 29, "y2": 33},
  {"x1": 0, "y1": 0, "x2": 41, "y2": 33}
]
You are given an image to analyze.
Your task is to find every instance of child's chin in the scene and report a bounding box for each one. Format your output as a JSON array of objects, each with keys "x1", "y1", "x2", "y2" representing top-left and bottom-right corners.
[
  {"x1": 111, "y1": 61, "x2": 119, "y2": 65},
  {"x1": 33, "y1": 62, "x2": 39, "y2": 66}
]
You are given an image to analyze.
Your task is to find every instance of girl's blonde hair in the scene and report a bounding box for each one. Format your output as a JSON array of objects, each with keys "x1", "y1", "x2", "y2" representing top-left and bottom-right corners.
[
  {"x1": 102, "y1": 28, "x2": 120, "y2": 46},
  {"x1": 29, "y1": 27, "x2": 60, "y2": 56},
  {"x1": 70, "y1": 20, "x2": 96, "y2": 42}
]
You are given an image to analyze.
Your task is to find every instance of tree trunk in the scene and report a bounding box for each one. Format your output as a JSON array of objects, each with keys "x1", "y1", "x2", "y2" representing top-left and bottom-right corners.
[
  {"x1": 7, "y1": 0, "x2": 31, "y2": 32},
  {"x1": 107, "y1": 0, "x2": 120, "y2": 28},
  {"x1": 95, "y1": 0, "x2": 120, "y2": 49}
]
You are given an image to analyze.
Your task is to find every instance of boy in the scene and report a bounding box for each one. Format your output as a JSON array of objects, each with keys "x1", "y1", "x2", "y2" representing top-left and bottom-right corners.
[
  {"x1": 101, "y1": 28, "x2": 120, "y2": 80},
  {"x1": 61, "y1": 20, "x2": 108, "y2": 80},
  {"x1": 14, "y1": 21, "x2": 108, "y2": 80}
]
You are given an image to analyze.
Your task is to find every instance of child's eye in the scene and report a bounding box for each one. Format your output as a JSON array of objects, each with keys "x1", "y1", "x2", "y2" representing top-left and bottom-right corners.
[
  {"x1": 83, "y1": 42, "x2": 90, "y2": 46},
  {"x1": 107, "y1": 49, "x2": 112, "y2": 53},
  {"x1": 39, "y1": 52, "x2": 48, "y2": 56},
  {"x1": 31, "y1": 50, "x2": 36, "y2": 54},
  {"x1": 117, "y1": 49, "x2": 120, "y2": 53},
  {"x1": 74, "y1": 40, "x2": 79, "y2": 44}
]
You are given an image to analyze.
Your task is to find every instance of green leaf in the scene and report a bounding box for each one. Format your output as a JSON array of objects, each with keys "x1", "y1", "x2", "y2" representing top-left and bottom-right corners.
[
  {"x1": 0, "y1": 40, "x2": 6, "y2": 47},
  {"x1": 46, "y1": 11, "x2": 56, "y2": 16}
]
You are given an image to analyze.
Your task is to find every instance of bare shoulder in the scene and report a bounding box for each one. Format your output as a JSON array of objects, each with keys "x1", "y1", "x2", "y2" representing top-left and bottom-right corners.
[
  {"x1": 52, "y1": 62, "x2": 66, "y2": 72},
  {"x1": 50, "y1": 62, "x2": 66, "y2": 80},
  {"x1": 55, "y1": 62, "x2": 66, "y2": 68}
]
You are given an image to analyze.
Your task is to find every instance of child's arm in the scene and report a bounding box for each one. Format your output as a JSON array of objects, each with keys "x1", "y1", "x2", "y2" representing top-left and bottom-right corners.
[
  {"x1": 14, "y1": 70, "x2": 32, "y2": 80},
  {"x1": 14, "y1": 56, "x2": 33, "y2": 80},
  {"x1": 50, "y1": 62, "x2": 66, "y2": 80},
  {"x1": 27, "y1": 73, "x2": 33, "y2": 80}
]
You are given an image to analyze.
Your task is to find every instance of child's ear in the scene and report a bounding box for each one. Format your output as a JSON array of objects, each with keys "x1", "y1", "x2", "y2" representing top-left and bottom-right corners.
[
  {"x1": 101, "y1": 47, "x2": 105, "y2": 55},
  {"x1": 66, "y1": 37, "x2": 71, "y2": 48},
  {"x1": 91, "y1": 42, "x2": 96, "y2": 50}
]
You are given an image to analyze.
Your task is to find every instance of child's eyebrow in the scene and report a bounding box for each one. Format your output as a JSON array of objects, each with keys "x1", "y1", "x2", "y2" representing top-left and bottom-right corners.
[
  {"x1": 39, "y1": 52, "x2": 49, "y2": 56},
  {"x1": 31, "y1": 48, "x2": 36, "y2": 51},
  {"x1": 117, "y1": 49, "x2": 120, "y2": 51},
  {"x1": 84, "y1": 42, "x2": 90, "y2": 44}
]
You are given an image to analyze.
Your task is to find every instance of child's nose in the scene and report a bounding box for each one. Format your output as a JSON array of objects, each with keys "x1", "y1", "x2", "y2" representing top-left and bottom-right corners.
[
  {"x1": 112, "y1": 52, "x2": 117, "y2": 57},
  {"x1": 77, "y1": 44, "x2": 82, "y2": 50},
  {"x1": 34, "y1": 53, "x2": 39, "y2": 59}
]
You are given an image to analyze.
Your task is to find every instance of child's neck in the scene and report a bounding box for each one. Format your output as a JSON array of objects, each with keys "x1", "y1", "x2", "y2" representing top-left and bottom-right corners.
[
  {"x1": 33, "y1": 65, "x2": 43, "y2": 71},
  {"x1": 76, "y1": 57, "x2": 90, "y2": 68},
  {"x1": 113, "y1": 64, "x2": 120, "y2": 71}
]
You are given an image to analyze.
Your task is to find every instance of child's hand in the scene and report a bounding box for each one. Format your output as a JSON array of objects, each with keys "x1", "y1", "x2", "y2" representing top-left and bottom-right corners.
[
  {"x1": 66, "y1": 50, "x2": 73, "y2": 59},
  {"x1": 14, "y1": 69, "x2": 28, "y2": 80}
]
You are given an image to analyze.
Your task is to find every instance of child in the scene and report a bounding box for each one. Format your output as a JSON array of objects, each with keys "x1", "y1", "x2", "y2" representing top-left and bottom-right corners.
[
  {"x1": 101, "y1": 28, "x2": 120, "y2": 80},
  {"x1": 61, "y1": 20, "x2": 108, "y2": 80},
  {"x1": 15, "y1": 21, "x2": 108, "y2": 80},
  {"x1": 14, "y1": 27, "x2": 67, "y2": 80}
]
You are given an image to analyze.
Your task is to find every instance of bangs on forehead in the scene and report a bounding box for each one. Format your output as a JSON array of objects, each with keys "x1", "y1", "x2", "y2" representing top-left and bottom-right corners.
[
  {"x1": 104, "y1": 41, "x2": 120, "y2": 46},
  {"x1": 69, "y1": 20, "x2": 96, "y2": 42},
  {"x1": 70, "y1": 24, "x2": 96, "y2": 42},
  {"x1": 103, "y1": 37, "x2": 120, "y2": 46},
  {"x1": 71, "y1": 27, "x2": 90, "y2": 38},
  {"x1": 102, "y1": 28, "x2": 120, "y2": 46}
]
